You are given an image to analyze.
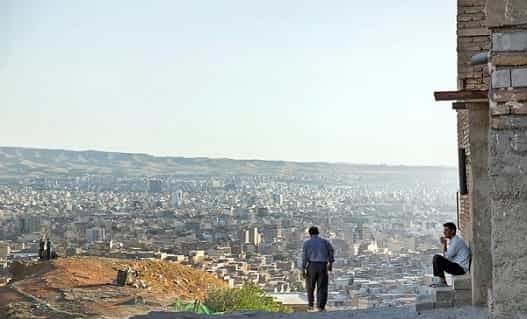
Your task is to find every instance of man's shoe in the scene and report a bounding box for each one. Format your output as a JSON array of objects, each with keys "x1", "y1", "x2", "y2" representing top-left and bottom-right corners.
[
  {"x1": 317, "y1": 307, "x2": 326, "y2": 312},
  {"x1": 307, "y1": 306, "x2": 317, "y2": 312},
  {"x1": 429, "y1": 282, "x2": 449, "y2": 288}
]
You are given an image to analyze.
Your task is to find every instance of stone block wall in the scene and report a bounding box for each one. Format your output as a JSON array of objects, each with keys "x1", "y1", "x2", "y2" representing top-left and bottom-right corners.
[
  {"x1": 486, "y1": 0, "x2": 527, "y2": 315},
  {"x1": 487, "y1": 27, "x2": 527, "y2": 319}
]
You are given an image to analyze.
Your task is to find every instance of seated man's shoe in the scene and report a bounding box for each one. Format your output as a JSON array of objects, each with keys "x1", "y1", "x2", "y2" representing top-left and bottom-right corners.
[
  {"x1": 307, "y1": 306, "x2": 317, "y2": 312},
  {"x1": 429, "y1": 282, "x2": 449, "y2": 288}
]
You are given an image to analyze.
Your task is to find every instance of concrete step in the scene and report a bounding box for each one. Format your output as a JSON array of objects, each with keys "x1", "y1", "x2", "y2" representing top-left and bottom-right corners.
[
  {"x1": 415, "y1": 293, "x2": 435, "y2": 312},
  {"x1": 433, "y1": 287, "x2": 455, "y2": 308},
  {"x1": 452, "y1": 274, "x2": 472, "y2": 291},
  {"x1": 454, "y1": 289, "x2": 472, "y2": 306},
  {"x1": 415, "y1": 283, "x2": 472, "y2": 312}
]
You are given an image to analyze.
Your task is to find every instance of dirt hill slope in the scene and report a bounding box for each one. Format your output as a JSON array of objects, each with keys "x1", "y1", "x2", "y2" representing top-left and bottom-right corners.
[{"x1": 6, "y1": 257, "x2": 225, "y2": 318}]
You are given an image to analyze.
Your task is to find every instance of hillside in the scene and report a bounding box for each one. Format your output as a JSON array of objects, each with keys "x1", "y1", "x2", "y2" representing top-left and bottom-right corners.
[
  {"x1": 0, "y1": 146, "x2": 454, "y2": 179},
  {"x1": 4, "y1": 257, "x2": 226, "y2": 318}
]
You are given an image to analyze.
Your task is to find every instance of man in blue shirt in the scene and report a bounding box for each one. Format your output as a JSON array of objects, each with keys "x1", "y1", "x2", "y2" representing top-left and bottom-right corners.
[
  {"x1": 431, "y1": 222, "x2": 470, "y2": 287},
  {"x1": 302, "y1": 226, "x2": 335, "y2": 312}
]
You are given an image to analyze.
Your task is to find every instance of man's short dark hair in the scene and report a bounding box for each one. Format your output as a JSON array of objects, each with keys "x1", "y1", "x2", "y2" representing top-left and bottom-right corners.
[
  {"x1": 443, "y1": 222, "x2": 457, "y2": 234},
  {"x1": 308, "y1": 226, "x2": 319, "y2": 236}
]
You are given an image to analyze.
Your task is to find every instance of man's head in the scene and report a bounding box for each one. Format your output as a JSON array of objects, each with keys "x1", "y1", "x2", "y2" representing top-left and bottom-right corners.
[
  {"x1": 443, "y1": 222, "x2": 457, "y2": 239},
  {"x1": 308, "y1": 226, "x2": 319, "y2": 236}
]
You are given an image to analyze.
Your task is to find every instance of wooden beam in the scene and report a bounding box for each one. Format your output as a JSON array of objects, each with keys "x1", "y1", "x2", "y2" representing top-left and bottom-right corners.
[
  {"x1": 434, "y1": 90, "x2": 488, "y2": 102},
  {"x1": 452, "y1": 102, "x2": 467, "y2": 110}
]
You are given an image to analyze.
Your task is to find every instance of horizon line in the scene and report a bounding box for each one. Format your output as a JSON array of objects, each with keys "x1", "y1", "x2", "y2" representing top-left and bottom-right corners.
[{"x1": 0, "y1": 145, "x2": 457, "y2": 169}]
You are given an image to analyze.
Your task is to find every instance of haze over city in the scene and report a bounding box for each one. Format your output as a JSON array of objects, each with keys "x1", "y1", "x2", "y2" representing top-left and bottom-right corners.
[
  {"x1": 2, "y1": 0, "x2": 457, "y2": 166},
  {"x1": 9, "y1": 0, "x2": 526, "y2": 317}
]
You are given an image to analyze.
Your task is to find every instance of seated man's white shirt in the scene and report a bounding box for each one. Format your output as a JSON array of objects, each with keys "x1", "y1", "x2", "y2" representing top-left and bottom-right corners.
[{"x1": 444, "y1": 235, "x2": 470, "y2": 272}]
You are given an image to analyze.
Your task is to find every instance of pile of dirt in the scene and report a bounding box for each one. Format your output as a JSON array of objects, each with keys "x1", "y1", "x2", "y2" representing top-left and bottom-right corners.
[
  {"x1": 113, "y1": 259, "x2": 224, "y2": 299},
  {"x1": 6, "y1": 257, "x2": 226, "y2": 318}
]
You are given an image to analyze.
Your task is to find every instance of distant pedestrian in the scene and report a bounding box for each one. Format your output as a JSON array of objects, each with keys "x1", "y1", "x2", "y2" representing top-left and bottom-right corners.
[
  {"x1": 39, "y1": 237, "x2": 45, "y2": 260},
  {"x1": 301, "y1": 226, "x2": 334, "y2": 312},
  {"x1": 46, "y1": 238, "x2": 52, "y2": 260}
]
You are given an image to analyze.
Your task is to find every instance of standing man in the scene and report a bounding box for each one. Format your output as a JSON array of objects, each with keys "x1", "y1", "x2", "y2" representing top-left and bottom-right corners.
[
  {"x1": 431, "y1": 222, "x2": 470, "y2": 287},
  {"x1": 39, "y1": 237, "x2": 45, "y2": 260},
  {"x1": 46, "y1": 238, "x2": 52, "y2": 260},
  {"x1": 302, "y1": 226, "x2": 334, "y2": 312}
]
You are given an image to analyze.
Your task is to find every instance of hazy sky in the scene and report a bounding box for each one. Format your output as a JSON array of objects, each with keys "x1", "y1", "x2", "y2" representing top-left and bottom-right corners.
[{"x1": 1, "y1": 1, "x2": 458, "y2": 165}]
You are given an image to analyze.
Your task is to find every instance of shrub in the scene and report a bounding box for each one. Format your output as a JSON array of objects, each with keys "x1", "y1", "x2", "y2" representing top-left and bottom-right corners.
[{"x1": 204, "y1": 283, "x2": 291, "y2": 313}]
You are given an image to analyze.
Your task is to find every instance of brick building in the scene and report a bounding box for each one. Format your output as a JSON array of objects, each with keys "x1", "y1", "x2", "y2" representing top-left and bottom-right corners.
[{"x1": 435, "y1": 1, "x2": 527, "y2": 318}]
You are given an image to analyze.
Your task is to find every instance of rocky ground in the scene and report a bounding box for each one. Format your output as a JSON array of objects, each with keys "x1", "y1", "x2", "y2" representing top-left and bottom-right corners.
[
  {"x1": 3, "y1": 257, "x2": 226, "y2": 318},
  {"x1": 131, "y1": 306, "x2": 488, "y2": 319},
  {"x1": 2, "y1": 257, "x2": 489, "y2": 319}
]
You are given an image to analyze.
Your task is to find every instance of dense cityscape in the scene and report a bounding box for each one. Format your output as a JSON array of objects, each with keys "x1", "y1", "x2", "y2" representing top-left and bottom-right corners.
[
  {"x1": 7, "y1": 0, "x2": 527, "y2": 318},
  {"x1": 0, "y1": 152, "x2": 457, "y2": 310}
]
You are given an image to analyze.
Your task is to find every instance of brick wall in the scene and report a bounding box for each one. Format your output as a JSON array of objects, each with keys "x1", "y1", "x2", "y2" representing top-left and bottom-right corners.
[
  {"x1": 456, "y1": 0, "x2": 490, "y2": 241},
  {"x1": 457, "y1": 0, "x2": 490, "y2": 91},
  {"x1": 457, "y1": 110, "x2": 471, "y2": 239}
]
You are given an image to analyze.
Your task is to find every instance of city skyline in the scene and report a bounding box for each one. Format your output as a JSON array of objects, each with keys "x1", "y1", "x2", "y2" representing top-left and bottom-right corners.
[
  {"x1": 0, "y1": 157, "x2": 456, "y2": 314},
  {"x1": 2, "y1": 1, "x2": 458, "y2": 166}
]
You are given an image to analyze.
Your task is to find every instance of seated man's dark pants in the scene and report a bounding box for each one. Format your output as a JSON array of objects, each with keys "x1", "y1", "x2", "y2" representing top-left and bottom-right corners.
[
  {"x1": 306, "y1": 262, "x2": 329, "y2": 310},
  {"x1": 433, "y1": 254, "x2": 465, "y2": 279}
]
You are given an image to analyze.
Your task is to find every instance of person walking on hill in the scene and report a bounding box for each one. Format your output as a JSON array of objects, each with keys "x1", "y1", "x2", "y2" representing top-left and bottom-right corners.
[{"x1": 301, "y1": 226, "x2": 334, "y2": 312}]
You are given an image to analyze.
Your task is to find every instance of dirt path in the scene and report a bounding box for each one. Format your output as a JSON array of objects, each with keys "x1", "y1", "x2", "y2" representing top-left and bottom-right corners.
[{"x1": 129, "y1": 306, "x2": 489, "y2": 319}]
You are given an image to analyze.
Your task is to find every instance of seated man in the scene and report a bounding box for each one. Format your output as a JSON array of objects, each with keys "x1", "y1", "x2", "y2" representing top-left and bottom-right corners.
[{"x1": 431, "y1": 222, "x2": 470, "y2": 287}]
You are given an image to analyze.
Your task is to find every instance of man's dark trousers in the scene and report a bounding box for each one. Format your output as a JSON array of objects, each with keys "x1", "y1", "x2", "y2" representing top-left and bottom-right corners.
[
  {"x1": 306, "y1": 262, "x2": 328, "y2": 310},
  {"x1": 433, "y1": 254, "x2": 465, "y2": 279}
]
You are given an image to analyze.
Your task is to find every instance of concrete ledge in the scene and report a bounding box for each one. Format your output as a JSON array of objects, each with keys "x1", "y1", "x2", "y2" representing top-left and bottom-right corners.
[
  {"x1": 454, "y1": 290, "x2": 472, "y2": 306},
  {"x1": 417, "y1": 275, "x2": 473, "y2": 311},
  {"x1": 417, "y1": 285, "x2": 472, "y2": 310},
  {"x1": 452, "y1": 274, "x2": 472, "y2": 291},
  {"x1": 416, "y1": 293, "x2": 435, "y2": 312},
  {"x1": 416, "y1": 301, "x2": 435, "y2": 312},
  {"x1": 433, "y1": 287, "x2": 455, "y2": 308}
]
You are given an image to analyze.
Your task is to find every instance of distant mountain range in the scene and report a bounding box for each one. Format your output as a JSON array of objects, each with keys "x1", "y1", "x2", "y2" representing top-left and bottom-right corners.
[{"x1": 0, "y1": 147, "x2": 455, "y2": 178}]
